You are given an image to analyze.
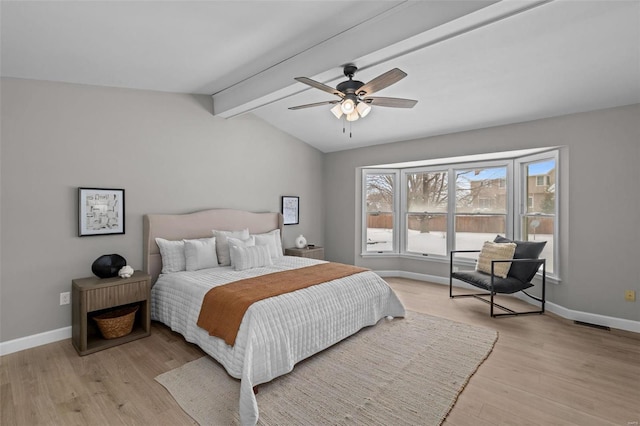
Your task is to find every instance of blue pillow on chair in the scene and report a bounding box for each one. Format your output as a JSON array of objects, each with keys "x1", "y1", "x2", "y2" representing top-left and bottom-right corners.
[{"x1": 494, "y1": 235, "x2": 546, "y2": 283}]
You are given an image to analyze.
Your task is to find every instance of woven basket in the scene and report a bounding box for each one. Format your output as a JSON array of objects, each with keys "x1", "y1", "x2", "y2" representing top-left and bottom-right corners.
[{"x1": 93, "y1": 305, "x2": 138, "y2": 339}]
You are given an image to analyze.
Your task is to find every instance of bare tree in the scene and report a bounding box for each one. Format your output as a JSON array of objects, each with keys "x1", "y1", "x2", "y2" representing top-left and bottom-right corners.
[
  {"x1": 406, "y1": 172, "x2": 448, "y2": 233},
  {"x1": 406, "y1": 172, "x2": 448, "y2": 211},
  {"x1": 366, "y1": 174, "x2": 394, "y2": 211}
]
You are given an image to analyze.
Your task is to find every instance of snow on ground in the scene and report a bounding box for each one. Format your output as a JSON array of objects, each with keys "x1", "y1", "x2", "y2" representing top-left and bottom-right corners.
[{"x1": 366, "y1": 229, "x2": 554, "y2": 272}]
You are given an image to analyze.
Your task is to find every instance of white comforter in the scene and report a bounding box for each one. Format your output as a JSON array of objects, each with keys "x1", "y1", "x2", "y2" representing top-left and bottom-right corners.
[{"x1": 151, "y1": 256, "x2": 405, "y2": 425}]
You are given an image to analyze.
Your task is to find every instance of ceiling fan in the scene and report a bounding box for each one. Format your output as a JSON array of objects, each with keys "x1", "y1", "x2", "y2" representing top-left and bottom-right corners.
[{"x1": 289, "y1": 64, "x2": 417, "y2": 122}]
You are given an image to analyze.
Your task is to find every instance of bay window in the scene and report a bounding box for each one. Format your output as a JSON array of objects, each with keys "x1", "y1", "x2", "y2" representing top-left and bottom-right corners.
[{"x1": 362, "y1": 149, "x2": 560, "y2": 279}]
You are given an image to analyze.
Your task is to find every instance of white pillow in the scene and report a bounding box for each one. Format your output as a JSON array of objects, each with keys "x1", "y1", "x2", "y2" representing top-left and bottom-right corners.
[
  {"x1": 252, "y1": 229, "x2": 283, "y2": 259},
  {"x1": 213, "y1": 228, "x2": 250, "y2": 266},
  {"x1": 184, "y1": 237, "x2": 218, "y2": 271},
  {"x1": 155, "y1": 237, "x2": 186, "y2": 274},
  {"x1": 230, "y1": 245, "x2": 273, "y2": 271},
  {"x1": 227, "y1": 236, "x2": 255, "y2": 267}
]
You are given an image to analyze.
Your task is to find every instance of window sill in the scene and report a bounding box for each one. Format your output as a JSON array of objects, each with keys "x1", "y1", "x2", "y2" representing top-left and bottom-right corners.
[{"x1": 360, "y1": 252, "x2": 399, "y2": 258}]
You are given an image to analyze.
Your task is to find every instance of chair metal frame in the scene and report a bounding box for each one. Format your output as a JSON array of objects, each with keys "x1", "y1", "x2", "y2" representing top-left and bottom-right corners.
[{"x1": 449, "y1": 249, "x2": 546, "y2": 317}]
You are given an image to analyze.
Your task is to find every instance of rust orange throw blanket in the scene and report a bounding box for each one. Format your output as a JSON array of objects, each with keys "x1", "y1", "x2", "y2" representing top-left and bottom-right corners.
[{"x1": 196, "y1": 263, "x2": 368, "y2": 346}]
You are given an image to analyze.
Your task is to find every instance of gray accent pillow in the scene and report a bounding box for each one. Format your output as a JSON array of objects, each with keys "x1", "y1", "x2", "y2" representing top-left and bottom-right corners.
[{"x1": 494, "y1": 235, "x2": 546, "y2": 283}]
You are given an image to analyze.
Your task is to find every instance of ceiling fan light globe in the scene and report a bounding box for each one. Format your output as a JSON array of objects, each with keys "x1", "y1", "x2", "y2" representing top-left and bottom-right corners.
[
  {"x1": 330, "y1": 103, "x2": 343, "y2": 119},
  {"x1": 346, "y1": 110, "x2": 359, "y2": 122},
  {"x1": 356, "y1": 101, "x2": 372, "y2": 118},
  {"x1": 341, "y1": 98, "x2": 355, "y2": 114}
]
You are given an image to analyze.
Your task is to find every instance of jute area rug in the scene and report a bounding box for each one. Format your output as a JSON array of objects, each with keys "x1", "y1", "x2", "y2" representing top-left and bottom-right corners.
[{"x1": 155, "y1": 311, "x2": 497, "y2": 425}]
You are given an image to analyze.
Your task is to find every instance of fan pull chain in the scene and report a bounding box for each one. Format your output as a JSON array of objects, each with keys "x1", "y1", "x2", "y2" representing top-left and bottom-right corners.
[{"x1": 340, "y1": 117, "x2": 353, "y2": 138}]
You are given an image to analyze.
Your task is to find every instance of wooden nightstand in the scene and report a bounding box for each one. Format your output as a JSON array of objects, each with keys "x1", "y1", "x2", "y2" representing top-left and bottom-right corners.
[
  {"x1": 285, "y1": 246, "x2": 324, "y2": 260},
  {"x1": 72, "y1": 270, "x2": 151, "y2": 356}
]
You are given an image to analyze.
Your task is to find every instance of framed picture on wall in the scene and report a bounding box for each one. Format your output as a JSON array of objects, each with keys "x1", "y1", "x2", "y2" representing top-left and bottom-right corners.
[
  {"x1": 281, "y1": 195, "x2": 299, "y2": 225},
  {"x1": 78, "y1": 187, "x2": 125, "y2": 236}
]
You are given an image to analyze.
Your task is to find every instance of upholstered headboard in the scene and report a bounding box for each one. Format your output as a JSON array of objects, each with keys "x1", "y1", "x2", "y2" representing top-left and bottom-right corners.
[{"x1": 143, "y1": 209, "x2": 284, "y2": 285}]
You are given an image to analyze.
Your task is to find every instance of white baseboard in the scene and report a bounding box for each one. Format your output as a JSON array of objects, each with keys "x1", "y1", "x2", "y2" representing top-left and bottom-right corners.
[
  {"x1": 375, "y1": 270, "x2": 640, "y2": 334},
  {"x1": 543, "y1": 301, "x2": 640, "y2": 334},
  {"x1": 0, "y1": 326, "x2": 71, "y2": 356},
  {"x1": 2, "y1": 271, "x2": 638, "y2": 355}
]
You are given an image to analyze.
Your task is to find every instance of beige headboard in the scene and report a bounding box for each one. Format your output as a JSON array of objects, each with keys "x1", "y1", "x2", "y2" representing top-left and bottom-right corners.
[{"x1": 143, "y1": 209, "x2": 284, "y2": 285}]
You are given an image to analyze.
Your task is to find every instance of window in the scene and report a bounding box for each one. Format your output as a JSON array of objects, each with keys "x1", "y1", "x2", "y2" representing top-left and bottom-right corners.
[
  {"x1": 405, "y1": 171, "x2": 448, "y2": 256},
  {"x1": 454, "y1": 166, "x2": 509, "y2": 256},
  {"x1": 362, "y1": 149, "x2": 560, "y2": 279},
  {"x1": 517, "y1": 153, "x2": 557, "y2": 274},
  {"x1": 478, "y1": 198, "x2": 493, "y2": 209},
  {"x1": 363, "y1": 171, "x2": 398, "y2": 253}
]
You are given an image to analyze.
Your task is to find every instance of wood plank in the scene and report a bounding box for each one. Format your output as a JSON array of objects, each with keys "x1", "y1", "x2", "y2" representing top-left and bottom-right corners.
[{"x1": 1, "y1": 277, "x2": 638, "y2": 425}]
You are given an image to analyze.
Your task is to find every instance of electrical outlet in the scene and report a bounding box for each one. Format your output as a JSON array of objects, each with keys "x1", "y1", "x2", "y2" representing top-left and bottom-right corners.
[
  {"x1": 624, "y1": 290, "x2": 636, "y2": 302},
  {"x1": 60, "y1": 291, "x2": 71, "y2": 305}
]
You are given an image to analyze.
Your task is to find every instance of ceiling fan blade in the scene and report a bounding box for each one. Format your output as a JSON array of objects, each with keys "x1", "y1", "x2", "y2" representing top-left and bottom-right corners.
[
  {"x1": 364, "y1": 96, "x2": 418, "y2": 108},
  {"x1": 288, "y1": 100, "x2": 340, "y2": 110},
  {"x1": 294, "y1": 77, "x2": 344, "y2": 98},
  {"x1": 357, "y1": 68, "x2": 407, "y2": 96}
]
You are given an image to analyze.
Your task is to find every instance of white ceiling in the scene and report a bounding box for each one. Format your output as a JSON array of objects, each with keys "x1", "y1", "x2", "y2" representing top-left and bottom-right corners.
[{"x1": 2, "y1": 1, "x2": 639, "y2": 153}]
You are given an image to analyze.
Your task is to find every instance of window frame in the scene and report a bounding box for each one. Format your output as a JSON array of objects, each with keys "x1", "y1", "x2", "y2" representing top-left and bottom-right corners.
[
  {"x1": 361, "y1": 169, "x2": 400, "y2": 255},
  {"x1": 451, "y1": 160, "x2": 513, "y2": 261},
  {"x1": 515, "y1": 150, "x2": 560, "y2": 279},
  {"x1": 401, "y1": 167, "x2": 450, "y2": 258},
  {"x1": 398, "y1": 159, "x2": 512, "y2": 260}
]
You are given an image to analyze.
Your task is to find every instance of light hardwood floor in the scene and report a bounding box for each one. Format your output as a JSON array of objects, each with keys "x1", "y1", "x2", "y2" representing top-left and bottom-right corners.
[{"x1": 1, "y1": 278, "x2": 639, "y2": 425}]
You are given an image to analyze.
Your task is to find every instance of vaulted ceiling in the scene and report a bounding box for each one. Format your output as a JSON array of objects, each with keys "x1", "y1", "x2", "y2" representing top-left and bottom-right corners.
[{"x1": 2, "y1": 1, "x2": 638, "y2": 152}]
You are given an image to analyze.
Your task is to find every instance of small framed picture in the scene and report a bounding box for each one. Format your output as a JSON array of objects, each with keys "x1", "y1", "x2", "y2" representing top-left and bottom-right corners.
[
  {"x1": 281, "y1": 196, "x2": 299, "y2": 225},
  {"x1": 78, "y1": 187, "x2": 125, "y2": 236}
]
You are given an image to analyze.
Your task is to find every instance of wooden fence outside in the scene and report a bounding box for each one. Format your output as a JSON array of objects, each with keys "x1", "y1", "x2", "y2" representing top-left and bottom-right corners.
[{"x1": 367, "y1": 214, "x2": 553, "y2": 234}]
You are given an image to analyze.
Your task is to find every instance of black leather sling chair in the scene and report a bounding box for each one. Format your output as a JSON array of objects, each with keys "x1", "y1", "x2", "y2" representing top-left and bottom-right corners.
[{"x1": 449, "y1": 236, "x2": 546, "y2": 317}]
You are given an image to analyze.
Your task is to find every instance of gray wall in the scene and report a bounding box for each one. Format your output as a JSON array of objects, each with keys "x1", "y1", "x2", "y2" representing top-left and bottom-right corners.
[
  {"x1": 324, "y1": 104, "x2": 640, "y2": 321},
  {"x1": 2, "y1": 77, "x2": 638, "y2": 343},
  {"x1": 0, "y1": 78, "x2": 324, "y2": 342}
]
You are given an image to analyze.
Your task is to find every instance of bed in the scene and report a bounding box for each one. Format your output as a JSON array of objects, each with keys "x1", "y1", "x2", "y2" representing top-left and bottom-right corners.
[{"x1": 144, "y1": 209, "x2": 405, "y2": 425}]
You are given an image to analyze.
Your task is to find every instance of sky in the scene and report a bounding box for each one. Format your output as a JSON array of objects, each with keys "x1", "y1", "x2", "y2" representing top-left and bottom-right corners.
[{"x1": 459, "y1": 159, "x2": 555, "y2": 181}]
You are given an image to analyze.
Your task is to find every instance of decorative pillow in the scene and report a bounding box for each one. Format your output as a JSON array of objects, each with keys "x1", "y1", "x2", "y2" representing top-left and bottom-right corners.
[
  {"x1": 476, "y1": 241, "x2": 516, "y2": 278},
  {"x1": 230, "y1": 245, "x2": 273, "y2": 271},
  {"x1": 155, "y1": 237, "x2": 186, "y2": 274},
  {"x1": 252, "y1": 229, "x2": 283, "y2": 259},
  {"x1": 227, "y1": 236, "x2": 255, "y2": 267},
  {"x1": 494, "y1": 235, "x2": 547, "y2": 283},
  {"x1": 213, "y1": 228, "x2": 250, "y2": 266},
  {"x1": 184, "y1": 237, "x2": 218, "y2": 271}
]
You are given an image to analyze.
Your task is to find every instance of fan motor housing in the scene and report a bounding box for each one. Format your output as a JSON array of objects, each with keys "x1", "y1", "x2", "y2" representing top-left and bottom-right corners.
[
  {"x1": 337, "y1": 64, "x2": 364, "y2": 95},
  {"x1": 337, "y1": 79, "x2": 364, "y2": 95}
]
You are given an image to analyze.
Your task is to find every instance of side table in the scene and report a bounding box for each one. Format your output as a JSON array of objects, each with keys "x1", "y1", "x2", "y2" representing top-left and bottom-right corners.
[
  {"x1": 72, "y1": 270, "x2": 151, "y2": 356},
  {"x1": 285, "y1": 246, "x2": 325, "y2": 260}
]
